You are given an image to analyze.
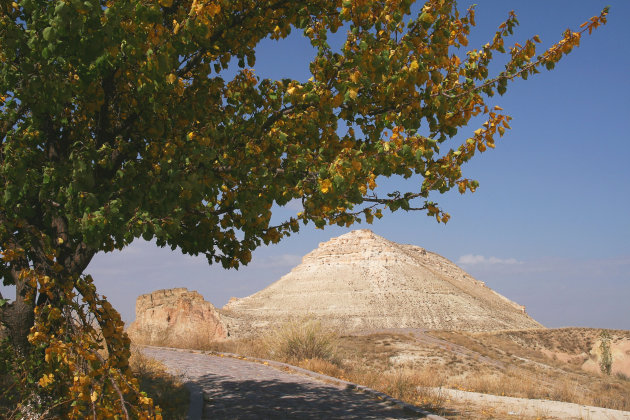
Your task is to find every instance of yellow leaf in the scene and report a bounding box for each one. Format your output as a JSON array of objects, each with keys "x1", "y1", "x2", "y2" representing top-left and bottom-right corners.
[
  {"x1": 348, "y1": 88, "x2": 358, "y2": 99},
  {"x1": 207, "y1": 3, "x2": 221, "y2": 17},
  {"x1": 320, "y1": 179, "x2": 332, "y2": 194},
  {"x1": 349, "y1": 71, "x2": 360, "y2": 83},
  {"x1": 91, "y1": 391, "x2": 98, "y2": 402},
  {"x1": 493, "y1": 105, "x2": 503, "y2": 111},
  {"x1": 139, "y1": 395, "x2": 153, "y2": 405},
  {"x1": 368, "y1": 176, "x2": 377, "y2": 190},
  {"x1": 409, "y1": 60, "x2": 419, "y2": 72},
  {"x1": 159, "y1": 0, "x2": 173, "y2": 7},
  {"x1": 473, "y1": 128, "x2": 483, "y2": 136},
  {"x1": 458, "y1": 181, "x2": 466, "y2": 194},
  {"x1": 167, "y1": 73, "x2": 177, "y2": 84},
  {"x1": 38, "y1": 374, "x2": 54, "y2": 388}
]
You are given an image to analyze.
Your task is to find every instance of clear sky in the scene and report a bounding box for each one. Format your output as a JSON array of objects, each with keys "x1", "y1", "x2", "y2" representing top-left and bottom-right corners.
[{"x1": 6, "y1": 1, "x2": 629, "y2": 330}]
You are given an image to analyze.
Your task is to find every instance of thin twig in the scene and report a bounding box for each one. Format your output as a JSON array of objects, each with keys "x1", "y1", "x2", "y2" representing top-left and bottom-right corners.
[{"x1": 92, "y1": 351, "x2": 130, "y2": 420}]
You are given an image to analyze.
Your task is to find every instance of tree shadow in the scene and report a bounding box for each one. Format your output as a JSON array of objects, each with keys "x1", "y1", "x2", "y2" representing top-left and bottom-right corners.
[{"x1": 195, "y1": 372, "x2": 428, "y2": 419}]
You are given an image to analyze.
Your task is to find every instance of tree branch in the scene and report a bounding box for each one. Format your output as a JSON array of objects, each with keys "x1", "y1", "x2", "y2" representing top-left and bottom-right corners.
[
  {"x1": 177, "y1": 0, "x2": 294, "y2": 76},
  {"x1": 95, "y1": 71, "x2": 117, "y2": 148},
  {"x1": 91, "y1": 350, "x2": 130, "y2": 420},
  {"x1": 0, "y1": 103, "x2": 26, "y2": 143}
]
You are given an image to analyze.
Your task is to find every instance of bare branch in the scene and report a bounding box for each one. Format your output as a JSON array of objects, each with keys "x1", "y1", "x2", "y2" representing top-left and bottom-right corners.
[{"x1": 92, "y1": 351, "x2": 130, "y2": 420}]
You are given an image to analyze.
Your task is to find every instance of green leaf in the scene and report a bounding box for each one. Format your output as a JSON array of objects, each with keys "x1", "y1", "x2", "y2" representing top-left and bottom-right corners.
[{"x1": 42, "y1": 27, "x2": 54, "y2": 41}]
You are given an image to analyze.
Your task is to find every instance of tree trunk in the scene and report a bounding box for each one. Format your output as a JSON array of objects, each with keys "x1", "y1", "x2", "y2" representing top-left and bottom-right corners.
[
  {"x1": 0, "y1": 234, "x2": 95, "y2": 353},
  {"x1": 1, "y1": 269, "x2": 35, "y2": 353}
]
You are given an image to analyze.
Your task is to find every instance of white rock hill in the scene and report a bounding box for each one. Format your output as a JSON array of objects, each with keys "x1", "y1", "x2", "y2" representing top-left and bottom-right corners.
[{"x1": 221, "y1": 229, "x2": 542, "y2": 335}]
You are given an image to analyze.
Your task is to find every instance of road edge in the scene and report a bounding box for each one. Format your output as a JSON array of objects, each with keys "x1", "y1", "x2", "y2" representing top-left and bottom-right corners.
[{"x1": 143, "y1": 346, "x2": 446, "y2": 419}]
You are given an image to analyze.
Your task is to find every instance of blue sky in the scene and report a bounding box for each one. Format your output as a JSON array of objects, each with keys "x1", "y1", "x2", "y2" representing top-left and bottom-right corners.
[
  {"x1": 6, "y1": 1, "x2": 629, "y2": 330},
  {"x1": 94, "y1": 0, "x2": 630, "y2": 329}
]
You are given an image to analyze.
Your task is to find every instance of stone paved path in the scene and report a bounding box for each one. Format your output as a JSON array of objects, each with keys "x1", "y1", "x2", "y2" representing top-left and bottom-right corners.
[{"x1": 142, "y1": 347, "x2": 426, "y2": 419}]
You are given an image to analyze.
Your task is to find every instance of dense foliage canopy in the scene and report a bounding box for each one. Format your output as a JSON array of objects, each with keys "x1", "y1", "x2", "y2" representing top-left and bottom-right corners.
[{"x1": 0, "y1": 0, "x2": 607, "y2": 417}]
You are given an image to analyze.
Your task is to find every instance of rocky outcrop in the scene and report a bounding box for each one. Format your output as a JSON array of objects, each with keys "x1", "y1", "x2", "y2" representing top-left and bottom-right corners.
[
  {"x1": 127, "y1": 288, "x2": 227, "y2": 348},
  {"x1": 222, "y1": 229, "x2": 543, "y2": 335}
]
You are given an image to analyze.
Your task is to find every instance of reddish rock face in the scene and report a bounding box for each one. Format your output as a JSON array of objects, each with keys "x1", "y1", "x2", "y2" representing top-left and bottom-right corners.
[{"x1": 127, "y1": 288, "x2": 227, "y2": 348}]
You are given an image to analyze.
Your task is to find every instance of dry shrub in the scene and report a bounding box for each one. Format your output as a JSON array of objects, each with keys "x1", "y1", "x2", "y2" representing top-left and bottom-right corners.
[
  {"x1": 382, "y1": 369, "x2": 423, "y2": 401},
  {"x1": 549, "y1": 378, "x2": 581, "y2": 403},
  {"x1": 330, "y1": 366, "x2": 446, "y2": 412},
  {"x1": 448, "y1": 367, "x2": 630, "y2": 411},
  {"x1": 265, "y1": 318, "x2": 339, "y2": 364},
  {"x1": 129, "y1": 347, "x2": 189, "y2": 419},
  {"x1": 204, "y1": 337, "x2": 268, "y2": 359},
  {"x1": 590, "y1": 381, "x2": 630, "y2": 411},
  {"x1": 616, "y1": 372, "x2": 630, "y2": 381},
  {"x1": 344, "y1": 367, "x2": 382, "y2": 389},
  {"x1": 297, "y1": 358, "x2": 345, "y2": 378},
  {"x1": 377, "y1": 369, "x2": 445, "y2": 411},
  {"x1": 452, "y1": 368, "x2": 541, "y2": 399}
]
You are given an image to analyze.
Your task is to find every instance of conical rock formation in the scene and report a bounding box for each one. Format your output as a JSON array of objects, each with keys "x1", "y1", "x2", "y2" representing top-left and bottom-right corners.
[{"x1": 222, "y1": 230, "x2": 542, "y2": 335}]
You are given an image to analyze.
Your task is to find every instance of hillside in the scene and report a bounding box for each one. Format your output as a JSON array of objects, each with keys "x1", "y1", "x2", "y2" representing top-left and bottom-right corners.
[{"x1": 222, "y1": 229, "x2": 542, "y2": 335}]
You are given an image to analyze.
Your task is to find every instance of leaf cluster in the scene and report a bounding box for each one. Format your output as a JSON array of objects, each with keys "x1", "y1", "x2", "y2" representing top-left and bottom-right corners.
[{"x1": 0, "y1": 1, "x2": 609, "y2": 271}]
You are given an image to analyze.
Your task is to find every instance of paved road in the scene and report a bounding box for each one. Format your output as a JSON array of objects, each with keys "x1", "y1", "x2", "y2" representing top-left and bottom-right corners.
[{"x1": 142, "y1": 347, "x2": 431, "y2": 419}]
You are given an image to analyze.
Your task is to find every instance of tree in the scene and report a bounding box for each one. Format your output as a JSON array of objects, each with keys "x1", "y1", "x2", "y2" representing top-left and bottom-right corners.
[
  {"x1": 599, "y1": 329, "x2": 613, "y2": 375},
  {"x1": 0, "y1": 0, "x2": 608, "y2": 417}
]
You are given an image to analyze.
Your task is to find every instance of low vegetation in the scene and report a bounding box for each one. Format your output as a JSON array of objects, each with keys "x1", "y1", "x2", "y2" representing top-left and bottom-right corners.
[
  {"x1": 206, "y1": 326, "x2": 630, "y2": 418},
  {"x1": 264, "y1": 318, "x2": 339, "y2": 364},
  {"x1": 207, "y1": 320, "x2": 447, "y2": 414},
  {"x1": 129, "y1": 347, "x2": 189, "y2": 420},
  {"x1": 0, "y1": 338, "x2": 189, "y2": 419},
  {"x1": 429, "y1": 329, "x2": 630, "y2": 411}
]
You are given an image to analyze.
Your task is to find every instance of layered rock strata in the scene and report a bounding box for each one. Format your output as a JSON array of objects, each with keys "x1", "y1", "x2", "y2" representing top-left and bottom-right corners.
[
  {"x1": 223, "y1": 229, "x2": 542, "y2": 335},
  {"x1": 128, "y1": 288, "x2": 227, "y2": 347}
]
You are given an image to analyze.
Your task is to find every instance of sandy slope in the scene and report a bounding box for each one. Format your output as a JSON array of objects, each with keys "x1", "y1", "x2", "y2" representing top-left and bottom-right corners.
[{"x1": 435, "y1": 387, "x2": 630, "y2": 420}]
